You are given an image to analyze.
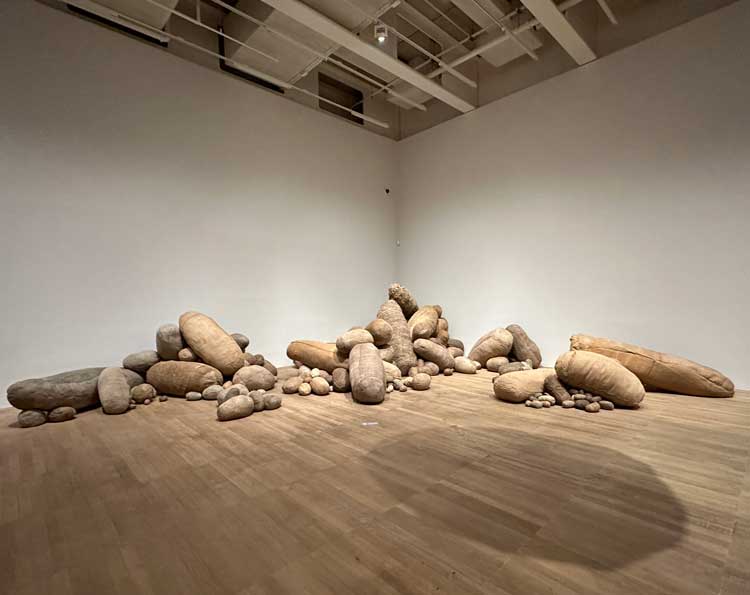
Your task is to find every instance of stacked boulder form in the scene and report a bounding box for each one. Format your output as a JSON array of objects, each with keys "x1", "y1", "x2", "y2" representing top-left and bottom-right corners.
[{"x1": 7, "y1": 310, "x2": 283, "y2": 427}]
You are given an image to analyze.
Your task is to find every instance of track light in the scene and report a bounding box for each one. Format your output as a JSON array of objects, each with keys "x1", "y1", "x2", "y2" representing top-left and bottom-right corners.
[{"x1": 375, "y1": 23, "x2": 388, "y2": 44}]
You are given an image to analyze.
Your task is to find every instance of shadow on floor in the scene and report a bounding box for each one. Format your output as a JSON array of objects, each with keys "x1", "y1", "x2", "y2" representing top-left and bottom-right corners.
[{"x1": 363, "y1": 423, "x2": 687, "y2": 571}]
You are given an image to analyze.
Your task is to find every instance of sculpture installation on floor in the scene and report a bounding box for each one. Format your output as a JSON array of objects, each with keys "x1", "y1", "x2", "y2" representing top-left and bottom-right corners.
[{"x1": 4, "y1": 282, "x2": 736, "y2": 427}]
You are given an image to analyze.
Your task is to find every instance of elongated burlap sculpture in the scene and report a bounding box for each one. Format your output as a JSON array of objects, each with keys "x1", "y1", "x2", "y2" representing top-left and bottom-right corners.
[
  {"x1": 179, "y1": 311, "x2": 246, "y2": 376},
  {"x1": 287, "y1": 340, "x2": 348, "y2": 373},
  {"x1": 349, "y1": 343, "x2": 386, "y2": 404},
  {"x1": 570, "y1": 334, "x2": 734, "y2": 398}
]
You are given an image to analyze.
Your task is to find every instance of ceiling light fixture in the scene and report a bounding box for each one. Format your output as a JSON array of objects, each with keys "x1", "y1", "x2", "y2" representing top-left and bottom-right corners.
[{"x1": 375, "y1": 23, "x2": 388, "y2": 44}]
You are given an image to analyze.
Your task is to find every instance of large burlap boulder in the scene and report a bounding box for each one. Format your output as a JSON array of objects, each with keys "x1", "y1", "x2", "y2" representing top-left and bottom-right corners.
[
  {"x1": 179, "y1": 311, "x2": 245, "y2": 376},
  {"x1": 570, "y1": 334, "x2": 734, "y2": 398},
  {"x1": 556, "y1": 350, "x2": 645, "y2": 407},
  {"x1": 365, "y1": 319, "x2": 392, "y2": 347},
  {"x1": 493, "y1": 368, "x2": 556, "y2": 403},
  {"x1": 7, "y1": 367, "x2": 105, "y2": 411},
  {"x1": 469, "y1": 328, "x2": 514, "y2": 367},
  {"x1": 122, "y1": 350, "x2": 160, "y2": 375},
  {"x1": 506, "y1": 324, "x2": 542, "y2": 369},
  {"x1": 336, "y1": 329, "x2": 374, "y2": 355},
  {"x1": 388, "y1": 283, "x2": 418, "y2": 319},
  {"x1": 217, "y1": 395, "x2": 254, "y2": 422},
  {"x1": 156, "y1": 324, "x2": 183, "y2": 360},
  {"x1": 377, "y1": 300, "x2": 417, "y2": 375},
  {"x1": 413, "y1": 339, "x2": 455, "y2": 371},
  {"x1": 408, "y1": 306, "x2": 439, "y2": 340},
  {"x1": 233, "y1": 365, "x2": 276, "y2": 391},
  {"x1": 286, "y1": 340, "x2": 348, "y2": 373},
  {"x1": 146, "y1": 361, "x2": 222, "y2": 396},
  {"x1": 98, "y1": 367, "x2": 134, "y2": 414},
  {"x1": 349, "y1": 343, "x2": 385, "y2": 404}
]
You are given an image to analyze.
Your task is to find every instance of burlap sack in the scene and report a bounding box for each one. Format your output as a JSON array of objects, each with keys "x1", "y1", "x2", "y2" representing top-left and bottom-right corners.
[
  {"x1": 233, "y1": 365, "x2": 276, "y2": 391},
  {"x1": 570, "y1": 334, "x2": 734, "y2": 398},
  {"x1": 349, "y1": 343, "x2": 385, "y2": 404},
  {"x1": 179, "y1": 311, "x2": 246, "y2": 376},
  {"x1": 413, "y1": 338, "x2": 455, "y2": 371},
  {"x1": 506, "y1": 324, "x2": 542, "y2": 368},
  {"x1": 8, "y1": 367, "x2": 105, "y2": 411},
  {"x1": 98, "y1": 367, "x2": 134, "y2": 414},
  {"x1": 146, "y1": 361, "x2": 222, "y2": 396},
  {"x1": 469, "y1": 328, "x2": 513, "y2": 366},
  {"x1": 366, "y1": 319, "x2": 393, "y2": 347},
  {"x1": 377, "y1": 300, "x2": 417, "y2": 375},
  {"x1": 286, "y1": 340, "x2": 348, "y2": 373},
  {"x1": 555, "y1": 350, "x2": 645, "y2": 407},
  {"x1": 388, "y1": 283, "x2": 419, "y2": 319},
  {"x1": 408, "y1": 306, "x2": 439, "y2": 340},
  {"x1": 492, "y1": 368, "x2": 556, "y2": 403}
]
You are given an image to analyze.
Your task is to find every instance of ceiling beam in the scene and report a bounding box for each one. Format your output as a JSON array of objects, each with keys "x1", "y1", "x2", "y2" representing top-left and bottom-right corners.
[
  {"x1": 520, "y1": 0, "x2": 595, "y2": 65},
  {"x1": 257, "y1": 0, "x2": 475, "y2": 113}
]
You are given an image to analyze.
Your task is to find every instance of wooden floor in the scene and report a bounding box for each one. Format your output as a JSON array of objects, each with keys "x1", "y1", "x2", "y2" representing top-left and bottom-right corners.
[{"x1": 1, "y1": 371, "x2": 749, "y2": 595}]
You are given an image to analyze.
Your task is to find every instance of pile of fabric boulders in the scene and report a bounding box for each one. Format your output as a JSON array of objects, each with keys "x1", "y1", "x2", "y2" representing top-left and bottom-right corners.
[
  {"x1": 285, "y1": 283, "x2": 464, "y2": 404},
  {"x1": 7, "y1": 310, "x2": 283, "y2": 427}
]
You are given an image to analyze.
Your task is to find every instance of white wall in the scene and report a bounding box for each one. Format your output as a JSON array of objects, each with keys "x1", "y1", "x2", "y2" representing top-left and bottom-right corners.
[
  {"x1": 0, "y1": 0, "x2": 397, "y2": 407},
  {"x1": 397, "y1": 0, "x2": 750, "y2": 389}
]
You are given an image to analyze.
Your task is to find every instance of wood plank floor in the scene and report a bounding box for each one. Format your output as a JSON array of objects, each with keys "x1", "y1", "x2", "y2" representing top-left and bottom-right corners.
[{"x1": 1, "y1": 370, "x2": 749, "y2": 595}]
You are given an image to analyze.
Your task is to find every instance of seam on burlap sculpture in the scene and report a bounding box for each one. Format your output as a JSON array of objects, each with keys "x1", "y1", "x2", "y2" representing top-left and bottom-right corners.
[{"x1": 570, "y1": 334, "x2": 734, "y2": 398}]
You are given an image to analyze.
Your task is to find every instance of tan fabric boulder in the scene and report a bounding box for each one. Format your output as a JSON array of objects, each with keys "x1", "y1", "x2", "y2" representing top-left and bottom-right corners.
[
  {"x1": 146, "y1": 361, "x2": 222, "y2": 396},
  {"x1": 333, "y1": 368, "x2": 350, "y2": 392},
  {"x1": 378, "y1": 345, "x2": 395, "y2": 363},
  {"x1": 454, "y1": 356, "x2": 477, "y2": 374},
  {"x1": 448, "y1": 338, "x2": 464, "y2": 351},
  {"x1": 408, "y1": 306, "x2": 439, "y2": 340},
  {"x1": 506, "y1": 324, "x2": 542, "y2": 369},
  {"x1": 435, "y1": 318, "x2": 449, "y2": 346},
  {"x1": 492, "y1": 368, "x2": 556, "y2": 403},
  {"x1": 377, "y1": 300, "x2": 417, "y2": 375},
  {"x1": 468, "y1": 328, "x2": 514, "y2": 367},
  {"x1": 179, "y1": 311, "x2": 245, "y2": 376},
  {"x1": 98, "y1": 367, "x2": 134, "y2": 414},
  {"x1": 382, "y1": 361, "x2": 402, "y2": 382},
  {"x1": 287, "y1": 340, "x2": 348, "y2": 373},
  {"x1": 570, "y1": 334, "x2": 734, "y2": 398},
  {"x1": 413, "y1": 338, "x2": 455, "y2": 372},
  {"x1": 448, "y1": 346, "x2": 464, "y2": 358},
  {"x1": 388, "y1": 283, "x2": 419, "y2": 319},
  {"x1": 217, "y1": 395, "x2": 254, "y2": 421},
  {"x1": 365, "y1": 319, "x2": 392, "y2": 347},
  {"x1": 233, "y1": 365, "x2": 276, "y2": 391},
  {"x1": 555, "y1": 350, "x2": 645, "y2": 407},
  {"x1": 486, "y1": 357, "x2": 510, "y2": 372},
  {"x1": 336, "y1": 329, "x2": 374, "y2": 355},
  {"x1": 349, "y1": 343, "x2": 385, "y2": 404}
]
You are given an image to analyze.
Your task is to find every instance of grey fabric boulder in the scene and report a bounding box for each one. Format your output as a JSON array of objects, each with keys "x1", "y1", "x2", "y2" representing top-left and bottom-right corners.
[
  {"x1": 130, "y1": 383, "x2": 157, "y2": 404},
  {"x1": 233, "y1": 365, "x2": 276, "y2": 391},
  {"x1": 7, "y1": 367, "x2": 105, "y2": 411},
  {"x1": 122, "y1": 350, "x2": 160, "y2": 375},
  {"x1": 48, "y1": 406, "x2": 76, "y2": 423},
  {"x1": 98, "y1": 367, "x2": 134, "y2": 415},
  {"x1": 217, "y1": 395, "x2": 254, "y2": 421},
  {"x1": 333, "y1": 368, "x2": 351, "y2": 392},
  {"x1": 156, "y1": 324, "x2": 184, "y2": 361},
  {"x1": 231, "y1": 333, "x2": 250, "y2": 351},
  {"x1": 18, "y1": 409, "x2": 47, "y2": 428}
]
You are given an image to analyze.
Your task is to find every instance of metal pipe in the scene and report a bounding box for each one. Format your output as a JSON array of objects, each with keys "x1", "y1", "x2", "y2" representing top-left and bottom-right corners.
[
  {"x1": 64, "y1": 0, "x2": 391, "y2": 128},
  {"x1": 206, "y1": 0, "x2": 425, "y2": 110},
  {"x1": 140, "y1": 0, "x2": 279, "y2": 63},
  {"x1": 468, "y1": 0, "x2": 538, "y2": 61},
  {"x1": 594, "y1": 0, "x2": 618, "y2": 25},
  {"x1": 419, "y1": 0, "x2": 470, "y2": 37},
  {"x1": 337, "y1": 0, "x2": 476, "y2": 88}
]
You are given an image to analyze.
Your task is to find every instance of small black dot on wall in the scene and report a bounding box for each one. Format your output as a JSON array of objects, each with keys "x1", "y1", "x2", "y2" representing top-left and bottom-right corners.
[{"x1": 385, "y1": 188, "x2": 390, "y2": 194}]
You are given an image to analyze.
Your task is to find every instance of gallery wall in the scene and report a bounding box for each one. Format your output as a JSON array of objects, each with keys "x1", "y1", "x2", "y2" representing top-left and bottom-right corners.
[
  {"x1": 397, "y1": 0, "x2": 750, "y2": 389},
  {"x1": 0, "y1": 0, "x2": 397, "y2": 407}
]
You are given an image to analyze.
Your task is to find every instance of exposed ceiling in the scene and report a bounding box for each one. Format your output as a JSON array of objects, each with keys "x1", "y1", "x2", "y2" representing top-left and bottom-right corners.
[{"x1": 47, "y1": 0, "x2": 738, "y2": 138}]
